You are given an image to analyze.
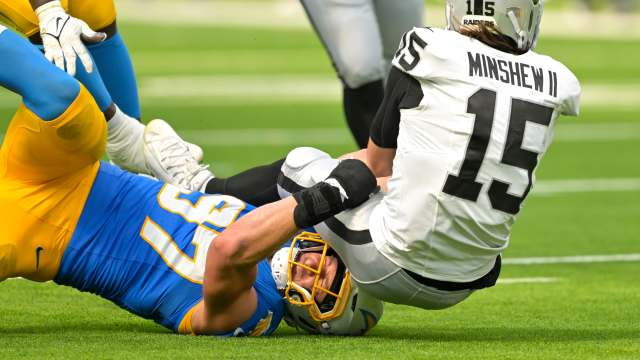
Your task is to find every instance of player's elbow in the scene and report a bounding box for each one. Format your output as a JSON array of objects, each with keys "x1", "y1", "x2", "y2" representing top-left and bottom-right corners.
[{"x1": 211, "y1": 230, "x2": 255, "y2": 269}]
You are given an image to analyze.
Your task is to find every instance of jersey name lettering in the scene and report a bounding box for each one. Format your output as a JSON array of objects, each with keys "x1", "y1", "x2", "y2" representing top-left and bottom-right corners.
[{"x1": 467, "y1": 51, "x2": 558, "y2": 97}]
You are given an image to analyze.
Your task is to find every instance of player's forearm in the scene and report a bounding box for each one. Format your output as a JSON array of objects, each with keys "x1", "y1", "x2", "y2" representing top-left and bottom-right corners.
[
  {"x1": 210, "y1": 197, "x2": 299, "y2": 268},
  {"x1": 0, "y1": 27, "x2": 79, "y2": 120},
  {"x1": 366, "y1": 139, "x2": 395, "y2": 177}
]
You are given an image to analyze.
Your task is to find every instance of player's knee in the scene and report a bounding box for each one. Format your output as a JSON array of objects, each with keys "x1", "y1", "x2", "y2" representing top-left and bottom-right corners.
[
  {"x1": 50, "y1": 73, "x2": 82, "y2": 110},
  {"x1": 278, "y1": 147, "x2": 339, "y2": 198},
  {"x1": 284, "y1": 147, "x2": 331, "y2": 170},
  {"x1": 34, "y1": 69, "x2": 81, "y2": 120}
]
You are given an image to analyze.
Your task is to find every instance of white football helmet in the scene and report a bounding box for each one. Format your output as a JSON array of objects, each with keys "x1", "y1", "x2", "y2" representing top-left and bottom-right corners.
[
  {"x1": 271, "y1": 232, "x2": 384, "y2": 335},
  {"x1": 446, "y1": 0, "x2": 544, "y2": 51}
]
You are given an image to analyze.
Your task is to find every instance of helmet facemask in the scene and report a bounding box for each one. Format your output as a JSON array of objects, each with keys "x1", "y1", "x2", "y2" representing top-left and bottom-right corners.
[
  {"x1": 281, "y1": 232, "x2": 352, "y2": 322},
  {"x1": 271, "y1": 232, "x2": 385, "y2": 335}
]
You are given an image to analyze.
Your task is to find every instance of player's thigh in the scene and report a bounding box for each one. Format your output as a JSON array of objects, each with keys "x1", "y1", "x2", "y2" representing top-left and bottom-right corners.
[
  {"x1": 0, "y1": 0, "x2": 55, "y2": 37},
  {"x1": 317, "y1": 222, "x2": 472, "y2": 309},
  {"x1": 0, "y1": 86, "x2": 106, "y2": 183},
  {"x1": 368, "y1": 270, "x2": 473, "y2": 310},
  {"x1": 0, "y1": 0, "x2": 115, "y2": 37},
  {"x1": 68, "y1": 0, "x2": 116, "y2": 31},
  {"x1": 300, "y1": 0, "x2": 384, "y2": 88},
  {"x1": 374, "y1": 0, "x2": 424, "y2": 63}
]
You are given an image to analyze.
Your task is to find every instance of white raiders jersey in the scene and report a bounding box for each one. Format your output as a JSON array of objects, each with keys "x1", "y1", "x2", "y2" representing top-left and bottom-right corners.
[{"x1": 368, "y1": 27, "x2": 581, "y2": 282}]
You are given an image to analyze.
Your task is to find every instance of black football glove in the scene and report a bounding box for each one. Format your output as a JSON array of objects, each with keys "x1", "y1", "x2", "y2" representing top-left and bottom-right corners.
[
  {"x1": 326, "y1": 159, "x2": 379, "y2": 209},
  {"x1": 292, "y1": 159, "x2": 378, "y2": 228}
]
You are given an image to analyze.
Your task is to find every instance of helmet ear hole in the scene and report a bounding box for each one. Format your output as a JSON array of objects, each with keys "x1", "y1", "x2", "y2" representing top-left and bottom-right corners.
[{"x1": 350, "y1": 293, "x2": 358, "y2": 312}]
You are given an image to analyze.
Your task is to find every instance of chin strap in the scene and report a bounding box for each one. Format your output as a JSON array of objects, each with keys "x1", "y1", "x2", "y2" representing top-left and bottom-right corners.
[{"x1": 507, "y1": 9, "x2": 527, "y2": 50}]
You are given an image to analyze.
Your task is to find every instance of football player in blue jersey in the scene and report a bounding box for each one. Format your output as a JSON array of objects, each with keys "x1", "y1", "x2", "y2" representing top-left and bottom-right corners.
[{"x1": 0, "y1": 25, "x2": 382, "y2": 336}]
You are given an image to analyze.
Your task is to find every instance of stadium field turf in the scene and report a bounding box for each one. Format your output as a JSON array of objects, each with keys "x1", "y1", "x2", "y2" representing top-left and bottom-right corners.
[{"x1": 0, "y1": 21, "x2": 639, "y2": 359}]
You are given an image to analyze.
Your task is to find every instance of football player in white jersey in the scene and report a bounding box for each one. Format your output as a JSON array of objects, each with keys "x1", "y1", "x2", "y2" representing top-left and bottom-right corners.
[
  {"x1": 145, "y1": 0, "x2": 581, "y2": 327},
  {"x1": 300, "y1": 0, "x2": 424, "y2": 148}
]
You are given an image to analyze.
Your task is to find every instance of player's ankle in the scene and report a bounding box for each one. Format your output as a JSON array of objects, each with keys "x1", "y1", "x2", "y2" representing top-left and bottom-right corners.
[{"x1": 106, "y1": 105, "x2": 147, "y2": 173}]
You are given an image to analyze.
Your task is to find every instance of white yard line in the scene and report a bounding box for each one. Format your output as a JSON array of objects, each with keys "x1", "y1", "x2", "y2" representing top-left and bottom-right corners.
[
  {"x1": 174, "y1": 121, "x2": 640, "y2": 147},
  {"x1": 140, "y1": 75, "x2": 340, "y2": 103},
  {"x1": 580, "y1": 84, "x2": 640, "y2": 108},
  {"x1": 179, "y1": 128, "x2": 348, "y2": 146},
  {"x1": 497, "y1": 277, "x2": 561, "y2": 285},
  {"x1": 504, "y1": 253, "x2": 640, "y2": 265},
  {"x1": 553, "y1": 122, "x2": 640, "y2": 142},
  {"x1": 134, "y1": 76, "x2": 640, "y2": 108},
  {"x1": 532, "y1": 178, "x2": 640, "y2": 195},
  {"x1": 0, "y1": 79, "x2": 638, "y2": 107},
  {"x1": 1, "y1": 122, "x2": 639, "y2": 147}
]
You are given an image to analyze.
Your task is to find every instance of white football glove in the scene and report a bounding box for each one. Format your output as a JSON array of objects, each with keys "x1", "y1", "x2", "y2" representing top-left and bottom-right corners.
[{"x1": 35, "y1": 1, "x2": 106, "y2": 76}]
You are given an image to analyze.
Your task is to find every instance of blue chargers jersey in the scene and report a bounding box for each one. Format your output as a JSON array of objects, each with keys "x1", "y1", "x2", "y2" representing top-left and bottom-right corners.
[{"x1": 55, "y1": 162, "x2": 285, "y2": 336}]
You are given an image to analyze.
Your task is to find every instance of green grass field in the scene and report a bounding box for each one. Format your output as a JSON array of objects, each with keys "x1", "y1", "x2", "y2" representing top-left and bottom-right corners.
[{"x1": 1, "y1": 17, "x2": 639, "y2": 360}]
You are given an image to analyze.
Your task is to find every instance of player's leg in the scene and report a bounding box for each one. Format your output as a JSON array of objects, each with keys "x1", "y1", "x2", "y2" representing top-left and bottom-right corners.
[
  {"x1": 0, "y1": 25, "x2": 108, "y2": 281},
  {"x1": 85, "y1": 24, "x2": 140, "y2": 120},
  {"x1": 0, "y1": 0, "x2": 147, "y2": 172},
  {"x1": 48, "y1": 38, "x2": 147, "y2": 173},
  {"x1": 45, "y1": 36, "x2": 147, "y2": 174},
  {"x1": 0, "y1": 26, "x2": 106, "y2": 181},
  {"x1": 67, "y1": 0, "x2": 140, "y2": 119},
  {"x1": 374, "y1": 0, "x2": 424, "y2": 76},
  {"x1": 206, "y1": 148, "x2": 337, "y2": 205},
  {"x1": 0, "y1": 0, "x2": 44, "y2": 37},
  {"x1": 315, "y1": 214, "x2": 474, "y2": 310},
  {"x1": 144, "y1": 119, "x2": 284, "y2": 203},
  {"x1": 203, "y1": 159, "x2": 285, "y2": 206},
  {"x1": 300, "y1": 0, "x2": 384, "y2": 149},
  {"x1": 63, "y1": 0, "x2": 145, "y2": 168}
]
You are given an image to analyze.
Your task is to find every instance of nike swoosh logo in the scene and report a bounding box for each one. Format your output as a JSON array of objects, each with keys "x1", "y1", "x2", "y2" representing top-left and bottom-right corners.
[{"x1": 35, "y1": 246, "x2": 44, "y2": 270}]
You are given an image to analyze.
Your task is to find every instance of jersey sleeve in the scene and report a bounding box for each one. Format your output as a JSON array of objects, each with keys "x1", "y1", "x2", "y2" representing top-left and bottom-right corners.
[
  {"x1": 371, "y1": 27, "x2": 437, "y2": 148},
  {"x1": 559, "y1": 68, "x2": 581, "y2": 116},
  {"x1": 391, "y1": 27, "x2": 446, "y2": 81},
  {"x1": 370, "y1": 67, "x2": 424, "y2": 148}
]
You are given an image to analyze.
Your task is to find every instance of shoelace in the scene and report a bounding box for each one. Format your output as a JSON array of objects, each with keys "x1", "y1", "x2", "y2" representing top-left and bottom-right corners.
[{"x1": 151, "y1": 137, "x2": 209, "y2": 190}]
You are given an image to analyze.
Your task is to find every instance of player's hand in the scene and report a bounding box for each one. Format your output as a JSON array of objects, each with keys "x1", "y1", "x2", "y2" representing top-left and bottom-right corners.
[{"x1": 36, "y1": 1, "x2": 106, "y2": 76}]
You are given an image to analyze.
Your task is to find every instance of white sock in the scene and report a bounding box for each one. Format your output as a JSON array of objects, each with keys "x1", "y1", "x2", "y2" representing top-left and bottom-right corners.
[{"x1": 106, "y1": 106, "x2": 148, "y2": 173}]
